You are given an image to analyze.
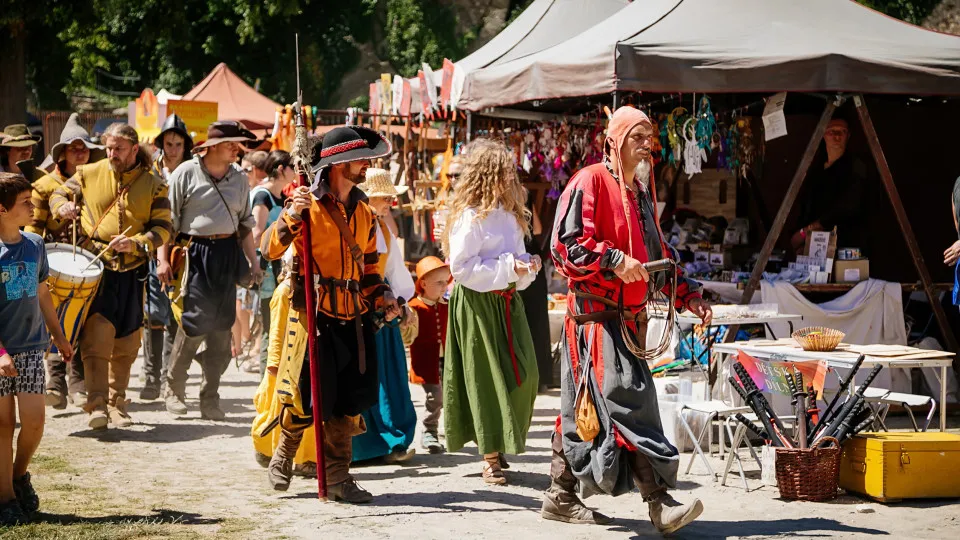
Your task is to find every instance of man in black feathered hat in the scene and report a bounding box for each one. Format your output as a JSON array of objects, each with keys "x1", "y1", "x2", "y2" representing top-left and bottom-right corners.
[
  {"x1": 138, "y1": 114, "x2": 194, "y2": 401},
  {"x1": 259, "y1": 125, "x2": 400, "y2": 503}
]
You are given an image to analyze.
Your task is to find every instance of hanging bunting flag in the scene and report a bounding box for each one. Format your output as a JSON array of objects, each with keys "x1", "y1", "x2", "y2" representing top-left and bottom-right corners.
[
  {"x1": 422, "y1": 63, "x2": 439, "y2": 115},
  {"x1": 418, "y1": 70, "x2": 433, "y2": 120},
  {"x1": 400, "y1": 78, "x2": 412, "y2": 117},
  {"x1": 392, "y1": 75, "x2": 404, "y2": 117},
  {"x1": 369, "y1": 82, "x2": 380, "y2": 115},
  {"x1": 440, "y1": 58, "x2": 455, "y2": 117},
  {"x1": 380, "y1": 74, "x2": 393, "y2": 116}
]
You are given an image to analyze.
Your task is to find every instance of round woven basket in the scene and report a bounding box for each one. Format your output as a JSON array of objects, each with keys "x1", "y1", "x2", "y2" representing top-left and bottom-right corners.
[
  {"x1": 792, "y1": 326, "x2": 845, "y2": 352},
  {"x1": 775, "y1": 437, "x2": 842, "y2": 501}
]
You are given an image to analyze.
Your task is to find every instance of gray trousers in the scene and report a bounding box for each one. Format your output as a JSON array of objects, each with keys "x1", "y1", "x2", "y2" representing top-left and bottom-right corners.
[
  {"x1": 142, "y1": 322, "x2": 177, "y2": 391},
  {"x1": 165, "y1": 327, "x2": 233, "y2": 406},
  {"x1": 422, "y1": 383, "x2": 443, "y2": 435}
]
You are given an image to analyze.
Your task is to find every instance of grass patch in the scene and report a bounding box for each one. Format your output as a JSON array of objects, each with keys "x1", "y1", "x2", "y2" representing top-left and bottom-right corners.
[
  {"x1": 30, "y1": 455, "x2": 77, "y2": 475},
  {"x1": 45, "y1": 483, "x2": 80, "y2": 493},
  {"x1": 0, "y1": 517, "x2": 202, "y2": 540}
]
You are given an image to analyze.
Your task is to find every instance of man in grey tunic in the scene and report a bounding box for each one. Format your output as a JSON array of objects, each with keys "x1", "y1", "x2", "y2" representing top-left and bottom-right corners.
[
  {"x1": 545, "y1": 106, "x2": 712, "y2": 534},
  {"x1": 157, "y1": 121, "x2": 262, "y2": 420}
]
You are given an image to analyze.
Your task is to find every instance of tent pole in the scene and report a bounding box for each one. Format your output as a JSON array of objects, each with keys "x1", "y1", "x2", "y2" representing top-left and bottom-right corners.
[
  {"x1": 853, "y1": 95, "x2": 960, "y2": 364},
  {"x1": 718, "y1": 96, "x2": 841, "y2": 377},
  {"x1": 466, "y1": 111, "x2": 472, "y2": 143},
  {"x1": 613, "y1": 91, "x2": 619, "y2": 110}
]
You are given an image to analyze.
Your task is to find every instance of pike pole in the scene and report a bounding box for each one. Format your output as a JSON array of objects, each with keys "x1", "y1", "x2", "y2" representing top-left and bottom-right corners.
[{"x1": 291, "y1": 34, "x2": 327, "y2": 501}]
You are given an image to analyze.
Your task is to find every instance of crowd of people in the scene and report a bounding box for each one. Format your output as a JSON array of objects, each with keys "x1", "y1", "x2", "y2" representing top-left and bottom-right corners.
[{"x1": 0, "y1": 106, "x2": 712, "y2": 533}]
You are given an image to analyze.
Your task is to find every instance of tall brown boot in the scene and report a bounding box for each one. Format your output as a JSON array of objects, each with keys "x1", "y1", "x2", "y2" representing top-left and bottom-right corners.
[
  {"x1": 629, "y1": 452, "x2": 703, "y2": 534},
  {"x1": 541, "y1": 434, "x2": 613, "y2": 525},
  {"x1": 268, "y1": 428, "x2": 304, "y2": 491}
]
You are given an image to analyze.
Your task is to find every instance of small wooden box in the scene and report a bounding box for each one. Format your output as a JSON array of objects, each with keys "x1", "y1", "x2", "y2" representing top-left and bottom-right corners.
[{"x1": 839, "y1": 432, "x2": 960, "y2": 502}]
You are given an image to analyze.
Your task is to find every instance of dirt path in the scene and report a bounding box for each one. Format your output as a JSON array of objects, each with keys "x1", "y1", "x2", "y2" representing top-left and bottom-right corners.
[{"x1": 10, "y1": 355, "x2": 960, "y2": 539}]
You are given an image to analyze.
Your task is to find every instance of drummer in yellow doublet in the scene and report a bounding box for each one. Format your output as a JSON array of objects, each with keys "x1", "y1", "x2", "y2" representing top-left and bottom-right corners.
[
  {"x1": 250, "y1": 250, "x2": 316, "y2": 475},
  {"x1": 26, "y1": 112, "x2": 105, "y2": 410},
  {"x1": 49, "y1": 123, "x2": 172, "y2": 430}
]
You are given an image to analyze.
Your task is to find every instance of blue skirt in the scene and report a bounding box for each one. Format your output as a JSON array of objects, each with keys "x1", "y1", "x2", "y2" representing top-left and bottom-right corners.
[{"x1": 352, "y1": 324, "x2": 417, "y2": 461}]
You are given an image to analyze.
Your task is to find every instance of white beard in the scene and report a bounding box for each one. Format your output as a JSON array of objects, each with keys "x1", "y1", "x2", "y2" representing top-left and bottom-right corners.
[{"x1": 634, "y1": 160, "x2": 651, "y2": 189}]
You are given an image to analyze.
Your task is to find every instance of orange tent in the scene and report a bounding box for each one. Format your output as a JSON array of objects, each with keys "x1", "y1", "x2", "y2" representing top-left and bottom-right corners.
[{"x1": 183, "y1": 63, "x2": 281, "y2": 130}]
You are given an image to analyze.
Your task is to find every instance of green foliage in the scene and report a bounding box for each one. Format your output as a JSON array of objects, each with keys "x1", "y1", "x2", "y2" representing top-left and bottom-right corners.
[
  {"x1": 857, "y1": 0, "x2": 941, "y2": 24},
  {"x1": 384, "y1": 0, "x2": 470, "y2": 78}
]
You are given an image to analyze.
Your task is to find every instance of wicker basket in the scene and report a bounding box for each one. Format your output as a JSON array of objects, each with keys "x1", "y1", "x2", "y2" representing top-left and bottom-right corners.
[
  {"x1": 775, "y1": 437, "x2": 842, "y2": 501},
  {"x1": 792, "y1": 326, "x2": 845, "y2": 352}
]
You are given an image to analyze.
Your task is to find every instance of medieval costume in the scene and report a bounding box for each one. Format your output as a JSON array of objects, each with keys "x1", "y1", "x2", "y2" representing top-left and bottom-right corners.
[
  {"x1": 544, "y1": 106, "x2": 704, "y2": 533},
  {"x1": 26, "y1": 113, "x2": 104, "y2": 409},
  {"x1": 444, "y1": 205, "x2": 540, "y2": 483},
  {"x1": 260, "y1": 125, "x2": 392, "y2": 503},
  {"x1": 520, "y1": 193, "x2": 553, "y2": 389},
  {"x1": 0, "y1": 124, "x2": 42, "y2": 181},
  {"x1": 141, "y1": 114, "x2": 192, "y2": 401},
  {"x1": 352, "y1": 169, "x2": 418, "y2": 463},
  {"x1": 49, "y1": 137, "x2": 172, "y2": 429},
  {"x1": 408, "y1": 256, "x2": 452, "y2": 453},
  {"x1": 164, "y1": 121, "x2": 258, "y2": 421},
  {"x1": 250, "y1": 250, "x2": 317, "y2": 476}
]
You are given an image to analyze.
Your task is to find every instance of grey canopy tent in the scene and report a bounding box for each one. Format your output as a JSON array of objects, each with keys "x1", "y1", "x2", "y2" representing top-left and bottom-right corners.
[
  {"x1": 456, "y1": 0, "x2": 629, "y2": 74},
  {"x1": 457, "y1": 0, "x2": 960, "y2": 398},
  {"x1": 459, "y1": 0, "x2": 960, "y2": 111}
]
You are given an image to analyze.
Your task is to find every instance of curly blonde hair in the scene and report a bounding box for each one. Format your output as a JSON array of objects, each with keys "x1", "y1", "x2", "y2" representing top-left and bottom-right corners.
[{"x1": 440, "y1": 138, "x2": 531, "y2": 257}]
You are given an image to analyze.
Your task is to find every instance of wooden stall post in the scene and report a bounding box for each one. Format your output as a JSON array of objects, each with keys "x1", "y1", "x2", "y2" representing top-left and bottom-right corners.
[
  {"x1": 853, "y1": 95, "x2": 960, "y2": 365},
  {"x1": 716, "y1": 98, "x2": 842, "y2": 388}
]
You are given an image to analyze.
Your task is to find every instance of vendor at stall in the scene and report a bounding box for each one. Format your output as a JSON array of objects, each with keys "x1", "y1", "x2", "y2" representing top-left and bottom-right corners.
[{"x1": 791, "y1": 118, "x2": 871, "y2": 255}]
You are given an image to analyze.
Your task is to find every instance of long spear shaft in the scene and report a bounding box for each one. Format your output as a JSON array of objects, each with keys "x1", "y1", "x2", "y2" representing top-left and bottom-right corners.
[{"x1": 292, "y1": 33, "x2": 327, "y2": 501}]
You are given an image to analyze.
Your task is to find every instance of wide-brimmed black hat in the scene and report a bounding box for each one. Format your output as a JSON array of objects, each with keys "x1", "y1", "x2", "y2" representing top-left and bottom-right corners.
[
  {"x1": 192, "y1": 120, "x2": 256, "y2": 152},
  {"x1": 153, "y1": 114, "x2": 194, "y2": 154},
  {"x1": 311, "y1": 125, "x2": 391, "y2": 173}
]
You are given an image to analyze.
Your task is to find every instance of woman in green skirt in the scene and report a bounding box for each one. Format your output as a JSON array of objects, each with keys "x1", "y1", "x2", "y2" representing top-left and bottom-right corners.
[{"x1": 441, "y1": 139, "x2": 541, "y2": 485}]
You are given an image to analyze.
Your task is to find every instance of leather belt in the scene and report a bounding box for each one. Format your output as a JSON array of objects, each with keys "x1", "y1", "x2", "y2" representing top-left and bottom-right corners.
[
  {"x1": 567, "y1": 290, "x2": 646, "y2": 326},
  {"x1": 195, "y1": 233, "x2": 235, "y2": 240},
  {"x1": 315, "y1": 276, "x2": 366, "y2": 374}
]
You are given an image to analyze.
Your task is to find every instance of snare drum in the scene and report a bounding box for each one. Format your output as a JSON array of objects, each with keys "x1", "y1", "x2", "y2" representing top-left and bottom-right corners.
[{"x1": 45, "y1": 243, "x2": 103, "y2": 350}]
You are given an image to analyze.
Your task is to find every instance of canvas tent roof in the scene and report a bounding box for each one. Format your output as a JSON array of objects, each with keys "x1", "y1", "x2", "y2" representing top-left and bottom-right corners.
[
  {"x1": 183, "y1": 63, "x2": 281, "y2": 129},
  {"x1": 459, "y1": 0, "x2": 960, "y2": 111},
  {"x1": 456, "y1": 0, "x2": 629, "y2": 73}
]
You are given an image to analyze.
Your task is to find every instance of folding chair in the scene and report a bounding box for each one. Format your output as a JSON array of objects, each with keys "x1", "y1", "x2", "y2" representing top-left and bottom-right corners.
[
  {"x1": 678, "y1": 400, "x2": 751, "y2": 480},
  {"x1": 875, "y1": 391, "x2": 938, "y2": 432}
]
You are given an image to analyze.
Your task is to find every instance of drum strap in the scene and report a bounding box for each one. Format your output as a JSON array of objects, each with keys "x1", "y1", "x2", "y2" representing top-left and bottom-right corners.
[{"x1": 83, "y1": 170, "x2": 146, "y2": 246}]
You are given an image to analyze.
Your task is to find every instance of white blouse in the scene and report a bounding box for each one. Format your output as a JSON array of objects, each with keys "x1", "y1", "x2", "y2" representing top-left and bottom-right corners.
[{"x1": 448, "y1": 206, "x2": 537, "y2": 293}]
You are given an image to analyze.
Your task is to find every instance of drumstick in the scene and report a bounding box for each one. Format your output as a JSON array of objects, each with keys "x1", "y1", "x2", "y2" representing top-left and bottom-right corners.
[
  {"x1": 83, "y1": 226, "x2": 133, "y2": 271},
  {"x1": 71, "y1": 192, "x2": 78, "y2": 259}
]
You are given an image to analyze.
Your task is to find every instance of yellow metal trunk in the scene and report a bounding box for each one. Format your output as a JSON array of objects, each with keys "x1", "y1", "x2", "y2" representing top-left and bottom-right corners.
[{"x1": 839, "y1": 432, "x2": 960, "y2": 502}]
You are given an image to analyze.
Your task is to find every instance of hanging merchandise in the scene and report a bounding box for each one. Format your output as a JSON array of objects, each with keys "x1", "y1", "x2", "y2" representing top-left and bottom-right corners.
[
  {"x1": 682, "y1": 117, "x2": 707, "y2": 177},
  {"x1": 666, "y1": 107, "x2": 688, "y2": 167},
  {"x1": 695, "y1": 96, "x2": 717, "y2": 152},
  {"x1": 736, "y1": 117, "x2": 757, "y2": 178}
]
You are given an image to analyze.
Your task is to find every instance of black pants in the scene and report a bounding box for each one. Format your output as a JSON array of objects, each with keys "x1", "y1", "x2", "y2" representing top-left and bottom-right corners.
[{"x1": 298, "y1": 314, "x2": 378, "y2": 421}]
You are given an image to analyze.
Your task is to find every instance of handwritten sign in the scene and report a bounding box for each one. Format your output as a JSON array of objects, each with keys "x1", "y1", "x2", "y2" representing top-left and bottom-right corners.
[
  {"x1": 165, "y1": 100, "x2": 218, "y2": 143},
  {"x1": 736, "y1": 350, "x2": 828, "y2": 399}
]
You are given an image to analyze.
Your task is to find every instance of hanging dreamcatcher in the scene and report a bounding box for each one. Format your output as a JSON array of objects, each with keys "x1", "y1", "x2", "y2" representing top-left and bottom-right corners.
[{"x1": 695, "y1": 96, "x2": 717, "y2": 153}]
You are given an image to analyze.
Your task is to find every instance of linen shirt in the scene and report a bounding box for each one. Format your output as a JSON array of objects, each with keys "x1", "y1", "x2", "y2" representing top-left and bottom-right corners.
[
  {"x1": 447, "y1": 206, "x2": 536, "y2": 293},
  {"x1": 167, "y1": 155, "x2": 255, "y2": 237}
]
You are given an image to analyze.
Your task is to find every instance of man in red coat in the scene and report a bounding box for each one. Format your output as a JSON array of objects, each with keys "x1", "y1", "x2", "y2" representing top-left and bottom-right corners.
[
  {"x1": 407, "y1": 256, "x2": 452, "y2": 454},
  {"x1": 544, "y1": 106, "x2": 712, "y2": 534}
]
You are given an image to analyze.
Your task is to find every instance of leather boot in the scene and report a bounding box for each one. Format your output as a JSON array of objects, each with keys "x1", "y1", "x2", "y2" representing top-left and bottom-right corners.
[
  {"x1": 140, "y1": 328, "x2": 164, "y2": 400},
  {"x1": 541, "y1": 434, "x2": 612, "y2": 525},
  {"x1": 267, "y1": 428, "x2": 303, "y2": 491},
  {"x1": 328, "y1": 477, "x2": 373, "y2": 504},
  {"x1": 630, "y1": 452, "x2": 702, "y2": 534}
]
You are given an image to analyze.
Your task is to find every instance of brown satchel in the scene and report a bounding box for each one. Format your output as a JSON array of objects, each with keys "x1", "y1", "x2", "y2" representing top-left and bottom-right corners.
[
  {"x1": 318, "y1": 197, "x2": 365, "y2": 273},
  {"x1": 574, "y1": 334, "x2": 601, "y2": 442}
]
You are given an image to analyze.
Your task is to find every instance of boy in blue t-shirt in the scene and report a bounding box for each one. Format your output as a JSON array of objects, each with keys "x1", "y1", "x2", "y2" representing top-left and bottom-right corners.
[{"x1": 0, "y1": 173, "x2": 72, "y2": 525}]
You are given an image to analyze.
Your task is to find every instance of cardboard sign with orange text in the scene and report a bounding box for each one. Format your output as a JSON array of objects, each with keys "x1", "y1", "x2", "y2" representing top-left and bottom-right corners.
[{"x1": 736, "y1": 351, "x2": 829, "y2": 399}]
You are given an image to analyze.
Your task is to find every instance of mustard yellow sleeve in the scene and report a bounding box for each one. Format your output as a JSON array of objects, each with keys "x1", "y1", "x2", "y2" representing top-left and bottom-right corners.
[
  {"x1": 26, "y1": 183, "x2": 50, "y2": 236},
  {"x1": 267, "y1": 281, "x2": 291, "y2": 370}
]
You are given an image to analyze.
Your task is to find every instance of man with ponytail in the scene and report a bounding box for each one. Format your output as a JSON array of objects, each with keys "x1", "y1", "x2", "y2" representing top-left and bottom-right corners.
[{"x1": 545, "y1": 106, "x2": 711, "y2": 534}]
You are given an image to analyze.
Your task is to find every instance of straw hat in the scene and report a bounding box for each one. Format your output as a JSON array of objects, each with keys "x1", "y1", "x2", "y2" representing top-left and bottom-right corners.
[
  {"x1": 50, "y1": 113, "x2": 105, "y2": 163},
  {"x1": 358, "y1": 167, "x2": 408, "y2": 198},
  {"x1": 1, "y1": 124, "x2": 41, "y2": 147}
]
